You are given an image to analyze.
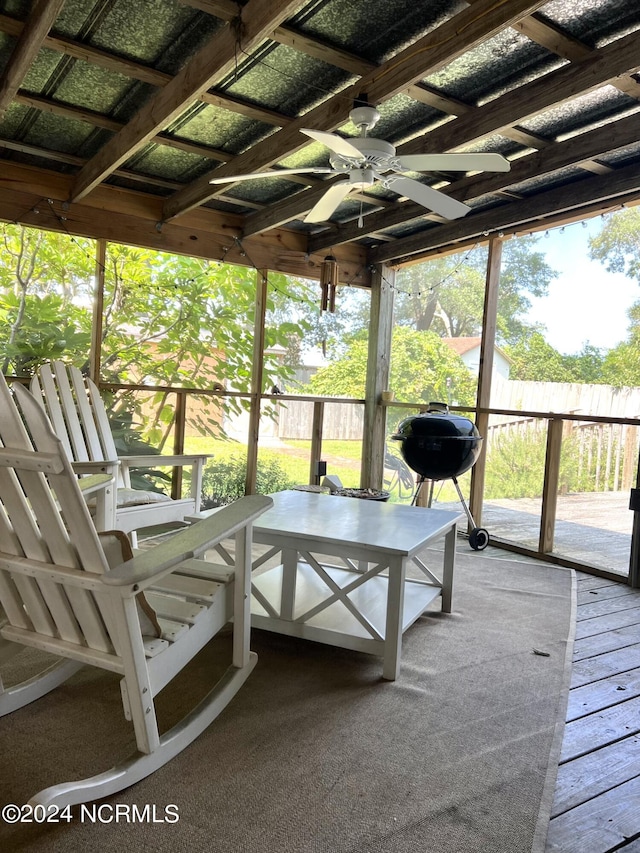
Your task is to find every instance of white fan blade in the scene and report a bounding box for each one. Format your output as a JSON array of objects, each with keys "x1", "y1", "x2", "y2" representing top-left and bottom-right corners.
[
  {"x1": 388, "y1": 176, "x2": 471, "y2": 219},
  {"x1": 304, "y1": 181, "x2": 353, "y2": 223},
  {"x1": 395, "y1": 153, "x2": 510, "y2": 173},
  {"x1": 210, "y1": 167, "x2": 333, "y2": 185},
  {"x1": 300, "y1": 128, "x2": 363, "y2": 160}
]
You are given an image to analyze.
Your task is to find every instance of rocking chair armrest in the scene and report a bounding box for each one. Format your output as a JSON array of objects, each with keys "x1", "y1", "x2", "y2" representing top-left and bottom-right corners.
[
  {"x1": 77, "y1": 473, "x2": 115, "y2": 497},
  {"x1": 72, "y1": 459, "x2": 121, "y2": 476},
  {"x1": 103, "y1": 494, "x2": 273, "y2": 588},
  {"x1": 119, "y1": 454, "x2": 211, "y2": 469}
]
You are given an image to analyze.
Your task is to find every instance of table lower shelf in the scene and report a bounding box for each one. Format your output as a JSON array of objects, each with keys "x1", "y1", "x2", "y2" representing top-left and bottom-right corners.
[{"x1": 251, "y1": 562, "x2": 442, "y2": 656}]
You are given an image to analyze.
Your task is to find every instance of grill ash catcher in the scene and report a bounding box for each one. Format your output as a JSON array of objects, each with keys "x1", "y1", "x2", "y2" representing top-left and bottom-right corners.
[{"x1": 391, "y1": 402, "x2": 490, "y2": 550}]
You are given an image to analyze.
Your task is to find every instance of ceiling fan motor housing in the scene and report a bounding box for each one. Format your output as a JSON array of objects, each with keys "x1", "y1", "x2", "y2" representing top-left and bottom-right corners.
[
  {"x1": 349, "y1": 104, "x2": 381, "y2": 132},
  {"x1": 329, "y1": 137, "x2": 397, "y2": 171}
]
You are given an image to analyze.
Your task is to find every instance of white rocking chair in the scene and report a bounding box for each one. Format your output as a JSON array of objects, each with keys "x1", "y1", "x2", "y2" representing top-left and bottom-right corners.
[
  {"x1": 30, "y1": 361, "x2": 209, "y2": 538},
  {"x1": 0, "y1": 374, "x2": 272, "y2": 807}
]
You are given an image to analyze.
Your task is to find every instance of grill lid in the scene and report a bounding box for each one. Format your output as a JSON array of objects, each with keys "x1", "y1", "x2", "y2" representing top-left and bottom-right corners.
[
  {"x1": 391, "y1": 402, "x2": 479, "y2": 441},
  {"x1": 390, "y1": 402, "x2": 483, "y2": 480}
]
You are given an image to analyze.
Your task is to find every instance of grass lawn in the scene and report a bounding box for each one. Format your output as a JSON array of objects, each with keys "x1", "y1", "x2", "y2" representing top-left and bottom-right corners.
[{"x1": 184, "y1": 436, "x2": 363, "y2": 489}]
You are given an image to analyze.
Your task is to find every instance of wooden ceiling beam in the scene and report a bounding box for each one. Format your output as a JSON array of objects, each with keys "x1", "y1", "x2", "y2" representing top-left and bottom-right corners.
[
  {"x1": 162, "y1": 0, "x2": 549, "y2": 221},
  {"x1": 270, "y1": 23, "x2": 473, "y2": 116},
  {"x1": 68, "y1": 0, "x2": 303, "y2": 202},
  {"x1": 176, "y1": 0, "x2": 238, "y2": 21},
  {"x1": 12, "y1": 92, "x2": 383, "y2": 210},
  {"x1": 176, "y1": 0, "x2": 621, "y2": 232},
  {"x1": 514, "y1": 12, "x2": 640, "y2": 101},
  {"x1": 0, "y1": 161, "x2": 367, "y2": 282},
  {"x1": 0, "y1": 0, "x2": 66, "y2": 114},
  {"x1": 13, "y1": 92, "x2": 231, "y2": 162},
  {"x1": 0, "y1": 137, "x2": 265, "y2": 208},
  {"x1": 368, "y1": 162, "x2": 640, "y2": 265}
]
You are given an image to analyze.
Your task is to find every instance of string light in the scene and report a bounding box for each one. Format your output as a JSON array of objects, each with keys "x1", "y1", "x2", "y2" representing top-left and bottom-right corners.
[
  {"x1": 389, "y1": 242, "x2": 481, "y2": 296},
  {"x1": 32, "y1": 197, "x2": 352, "y2": 310}
]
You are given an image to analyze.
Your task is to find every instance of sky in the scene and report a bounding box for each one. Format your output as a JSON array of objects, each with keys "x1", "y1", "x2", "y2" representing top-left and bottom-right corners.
[{"x1": 525, "y1": 217, "x2": 638, "y2": 355}]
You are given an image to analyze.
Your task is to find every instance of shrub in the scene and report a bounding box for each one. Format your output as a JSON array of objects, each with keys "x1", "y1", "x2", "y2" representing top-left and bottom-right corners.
[
  {"x1": 201, "y1": 454, "x2": 294, "y2": 507},
  {"x1": 483, "y1": 428, "x2": 590, "y2": 499}
]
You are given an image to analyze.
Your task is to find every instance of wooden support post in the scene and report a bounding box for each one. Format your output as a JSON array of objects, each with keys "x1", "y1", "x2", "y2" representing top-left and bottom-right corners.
[
  {"x1": 245, "y1": 269, "x2": 268, "y2": 495},
  {"x1": 171, "y1": 390, "x2": 187, "y2": 500},
  {"x1": 629, "y1": 444, "x2": 640, "y2": 588},
  {"x1": 89, "y1": 239, "x2": 106, "y2": 383},
  {"x1": 309, "y1": 401, "x2": 325, "y2": 485},
  {"x1": 470, "y1": 237, "x2": 502, "y2": 530},
  {"x1": 362, "y1": 264, "x2": 395, "y2": 490},
  {"x1": 539, "y1": 417, "x2": 564, "y2": 554}
]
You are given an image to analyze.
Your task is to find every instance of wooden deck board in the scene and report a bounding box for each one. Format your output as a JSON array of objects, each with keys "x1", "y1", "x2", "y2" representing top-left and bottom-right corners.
[
  {"x1": 571, "y1": 643, "x2": 640, "y2": 687},
  {"x1": 573, "y1": 624, "x2": 640, "y2": 660},
  {"x1": 566, "y1": 666, "x2": 640, "y2": 720},
  {"x1": 574, "y1": 606, "x2": 640, "y2": 640},
  {"x1": 546, "y1": 572, "x2": 640, "y2": 853}
]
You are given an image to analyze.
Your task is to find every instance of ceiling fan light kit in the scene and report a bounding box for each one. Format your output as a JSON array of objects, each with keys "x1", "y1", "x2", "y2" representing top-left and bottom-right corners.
[{"x1": 210, "y1": 102, "x2": 510, "y2": 224}]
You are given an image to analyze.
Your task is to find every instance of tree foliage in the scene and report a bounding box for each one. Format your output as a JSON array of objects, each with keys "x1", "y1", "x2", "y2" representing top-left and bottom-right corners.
[
  {"x1": 394, "y1": 237, "x2": 557, "y2": 345},
  {"x1": 505, "y1": 333, "x2": 607, "y2": 383},
  {"x1": 0, "y1": 226, "x2": 93, "y2": 374},
  {"x1": 589, "y1": 210, "x2": 640, "y2": 387},
  {"x1": 0, "y1": 222, "x2": 311, "y2": 446},
  {"x1": 589, "y1": 209, "x2": 640, "y2": 280},
  {"x1": 307, "y1": 326, "x2": 477, "y2": 406}
]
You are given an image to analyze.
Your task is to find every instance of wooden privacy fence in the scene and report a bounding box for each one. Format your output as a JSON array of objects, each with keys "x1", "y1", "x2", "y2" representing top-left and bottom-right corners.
[{"x1": 275, "y1": 399, "x2": 365, "y2": 440}]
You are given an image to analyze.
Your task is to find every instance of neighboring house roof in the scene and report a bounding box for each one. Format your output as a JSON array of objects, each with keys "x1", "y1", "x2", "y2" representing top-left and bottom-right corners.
[
  {"x1": 443, "y1": 337, "x2": 482, "y2": 356},
  {"x1": 443, "y1": 337, "x2": 512, "y2": 363}
]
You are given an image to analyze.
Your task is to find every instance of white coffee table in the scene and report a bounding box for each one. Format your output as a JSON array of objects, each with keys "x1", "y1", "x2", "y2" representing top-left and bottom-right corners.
[{"x1": 244, "y1": 490, "x2": 462, "y2": 680}]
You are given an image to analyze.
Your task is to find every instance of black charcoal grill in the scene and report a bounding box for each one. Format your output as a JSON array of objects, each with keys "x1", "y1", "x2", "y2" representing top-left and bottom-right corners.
[{"x1": 391, "y1": 402, "x2": 489, "y2": 550}]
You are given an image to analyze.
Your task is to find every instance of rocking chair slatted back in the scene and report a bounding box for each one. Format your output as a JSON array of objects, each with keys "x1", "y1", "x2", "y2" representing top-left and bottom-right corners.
[
  {"x1": 0, "y1": 378, "x2": 117, "y2": 653},
  {"x1": 32, "y1": 359, "x2": 110, "y2": 463},
  {"x1": 30, "y1": 361, "x2": 210, "y2": 537}
]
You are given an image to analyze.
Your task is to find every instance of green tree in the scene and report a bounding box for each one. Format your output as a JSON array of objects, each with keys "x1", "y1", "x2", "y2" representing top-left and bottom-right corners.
[
  {"x1": 505, "y1": 335, "x2": 607, "y2": 384},
  {"x1": 589, "y1": 209, "x2": 640, "y2": 279},
  {"x1": 0, "y1": 223, "x2": 310, "y2": 446},
  {"x1": 505, "y1": 332, "x2": 573, "y2": 382},
  {"x1": 600, "y1": 305, "x2": 640, "y2": 388},
  {"x1": 561, "y1": 343, "x2": 605, "y2": 384},
  {"x1": 589, "y1": 210, "x2": 640, "y2": 387},
  {"x1": 307, "y1": 326, "x2": 476, "y2": 406},
  {"x1": 0, "y1": 225, "x2": 94, "y2": 374},
  {"x1": 394, "y1": 236, "x2": 556, "y2": 345}
]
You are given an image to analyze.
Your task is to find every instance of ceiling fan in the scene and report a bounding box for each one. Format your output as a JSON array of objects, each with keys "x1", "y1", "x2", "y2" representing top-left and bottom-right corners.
[{"x1": 209, "y1": 101, "x2": 511, "y2": 224}]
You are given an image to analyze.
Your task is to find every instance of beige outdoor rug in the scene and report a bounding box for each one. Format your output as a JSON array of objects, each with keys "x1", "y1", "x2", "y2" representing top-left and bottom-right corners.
[{"x1": 1, "y1": 550, "x2": 575, "y2": 853}]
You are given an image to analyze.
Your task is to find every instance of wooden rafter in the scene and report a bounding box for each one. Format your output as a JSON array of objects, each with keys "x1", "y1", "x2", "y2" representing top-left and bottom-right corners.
[
  {"x1": 282, "y1": 28, "x2": 640, "y2": 252},
  {"x1": 0, "y1": 12, "x2": 295, "y2": 128},
  {"x1": 0, "y1": 0, "x2": 66, "y2": 114},
  {"x1": 0, "y1": 161, "x2": 368, "y2": 283},
  {"x1": 161, "y1": 0, "x2": 549, "y2": 220},
  {"x1": 239, "y1": 5, "x2": 640, "y2": 246},
  {"x1": 68, "y1": 0, "x2": 302, "y2": 202},
  {"x1": 0, "y1": 0, "x2": 639, "y2": 273},
  {"x1": 369, "y1": 162, "x2": 640, "y2": 265},
  {"x1": 402, "y1": 29, "x2": 640, "y2": 156}
]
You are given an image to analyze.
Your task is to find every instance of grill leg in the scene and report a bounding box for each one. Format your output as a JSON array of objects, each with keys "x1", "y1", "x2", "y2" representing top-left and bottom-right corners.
[
  {"x1": 411, "y1": 476, "x2": 433, "y2": 507},
  {"x1": 451, "y1": 476, "x2": 477, "y2": 529}
]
